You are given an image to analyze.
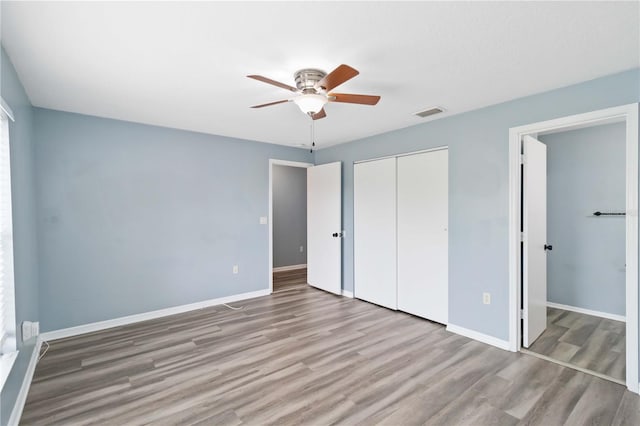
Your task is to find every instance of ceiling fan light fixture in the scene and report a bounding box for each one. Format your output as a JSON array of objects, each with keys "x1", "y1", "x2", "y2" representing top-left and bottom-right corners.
[
  {"x1": 293, "y1": 94, "x2": 327, "y2": 115},
  {"x1": 248, "y1": 64, "x2": 380, "y2": 120}
]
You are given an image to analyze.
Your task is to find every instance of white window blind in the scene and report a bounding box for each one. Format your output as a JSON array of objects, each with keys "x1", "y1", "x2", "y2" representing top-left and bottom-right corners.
[{"x1": 0, "y1": 111, "x2": 16, "y2": 357}]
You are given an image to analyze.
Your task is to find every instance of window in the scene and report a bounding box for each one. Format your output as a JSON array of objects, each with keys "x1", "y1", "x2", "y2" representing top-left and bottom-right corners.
[{"x1": 0, "y1": 99, "x2": 17, "y2": 390}]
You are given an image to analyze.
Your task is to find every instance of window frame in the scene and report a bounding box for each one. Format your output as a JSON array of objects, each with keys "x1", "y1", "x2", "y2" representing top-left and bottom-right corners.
[{"x1": 0, "y1": 98, "x2": 17, "y2": 391}]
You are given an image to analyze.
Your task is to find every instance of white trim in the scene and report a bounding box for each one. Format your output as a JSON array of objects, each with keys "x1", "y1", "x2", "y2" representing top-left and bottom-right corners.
[
  {"x1": 446, "y1": 324, "x2": 510, "y2": 351},
  {"x1": 547, "y1": 302, "x2": 626, "y2": 323},
  {"x1": 269, "y1": 159, "x2": 313, "y2": 168},
  {"x1": 341, "y1": 289, "x2": 354, "y2": 298},
  {"x1": 508, "y1": 103, "x2": 639, "y2": 393},
  {"x1": 268, "y1": 159, "x2": 313, "y2": 294},
  {"x1": 7, "y1": 338, "x2": 42, "y2": 426},
  {"x1": 0, "y1": 97, "x2": 15, "y2": 122},
  {"x1": 508, "y1": 120, "x2": 522, "y2": 353},
  {"x1": 272, "y1": 264, "x2": 307, "y2": 272},
  {"x1": 353, "y1": 145, "x2": 448, "y2": 165},
  {"x1": 625, "y1": 104, "x2": 639, "y2": 394},
  {"x1": 0, "y1": 350, "x2": 18, "y2": 390},
  {"x1": 0, "y1": 112, "x2": 17, "y2": 356},
  {"x1": 40, "y1": 289, "x2": 270, "y2": 342}
]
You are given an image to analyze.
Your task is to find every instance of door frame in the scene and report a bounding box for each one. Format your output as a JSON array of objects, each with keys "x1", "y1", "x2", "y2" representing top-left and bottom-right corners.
[
  {"x1": 508, "y1": 103, "x2": 639, "y2": 393},
  {"x1": 268, "y1": 159, "x2": 313, "y2": 294}
]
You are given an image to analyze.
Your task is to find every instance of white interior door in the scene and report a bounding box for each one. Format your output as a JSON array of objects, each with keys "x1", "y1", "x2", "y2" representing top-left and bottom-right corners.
[
  {"x1": 354, "y1": 158, "x2": 397, "y2": 309},
  {"x1": 523, "y1": 135, "x2": 548, "y2": 347},
  {"x1": 307, "y1": 162, "x2": 342, "y2": 295},
  {"x1": 397, "y1": 149, "x2": 448, "y2": 323}
]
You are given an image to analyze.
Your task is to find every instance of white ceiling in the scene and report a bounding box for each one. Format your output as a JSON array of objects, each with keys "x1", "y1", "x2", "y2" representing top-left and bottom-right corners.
[{"x1": 2, "y1": 1, "x2": 638, "y2": 149}]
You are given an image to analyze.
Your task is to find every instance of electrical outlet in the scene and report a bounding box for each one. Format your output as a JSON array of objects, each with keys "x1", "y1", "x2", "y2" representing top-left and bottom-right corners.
[
  {"x1": 22, "y1": 321, "x2": 38, "y2": 341},
  {"x1": 299, "y1": 245, "x2": 304, "y2": 253},
  {"x1": 483, "y1": 292, "x2": 491, "y2": 305},
  {"x1": 233, "y1": 265, "x2": 239, "y2": 274},
  {"x1": 259, "y1": 216, "x2": 268, "y2": 225},
  {"x1": 22, "y1": 322, "x2": 31, "y2": 341}
]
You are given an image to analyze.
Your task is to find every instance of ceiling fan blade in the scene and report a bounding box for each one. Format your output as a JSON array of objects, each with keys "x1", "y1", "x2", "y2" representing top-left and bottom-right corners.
[
  {"x1": 250, "y1": 99, "x2": 290, "y2": 108},
  {"x1": 247, "y1": 75, "x2": 299, "y2": 93},
  {"x1": 329, "y1": 93, "x2": 381, "y2": 105},
  {"x1": 311, "y1": 108, "x2": 326, "y2": 120},
  {"x1": 317, "y1": 64, "x2": 359, "y2": 92}
]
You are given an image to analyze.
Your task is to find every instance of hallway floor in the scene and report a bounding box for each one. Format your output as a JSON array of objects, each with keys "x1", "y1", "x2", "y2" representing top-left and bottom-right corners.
[
  {"x1": 273, "y1": 267, "x2": 307, "y2": 292},
  {"x1": 527, "y1": 307, "x2": 625, "y2": 382}
]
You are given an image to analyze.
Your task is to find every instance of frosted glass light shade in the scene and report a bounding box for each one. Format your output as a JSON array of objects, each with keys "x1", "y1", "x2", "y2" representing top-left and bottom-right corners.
[{"x1": 293, "y1": 94, "x2": 327, "y2": 114}]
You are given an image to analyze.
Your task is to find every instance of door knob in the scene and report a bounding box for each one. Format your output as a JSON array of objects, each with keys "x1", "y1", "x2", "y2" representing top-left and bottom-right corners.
[
  {"x1": 332, "y1": 232, "x2": 343, "y2": 238},
  {"x1": 544, "y1": 244, "x2": 553, "y2": 251}
]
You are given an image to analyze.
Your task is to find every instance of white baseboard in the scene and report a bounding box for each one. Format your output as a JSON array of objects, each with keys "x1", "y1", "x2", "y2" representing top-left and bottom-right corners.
[
  {"x1": 446, "y1": 324, "x2": 511, "y2": 351},
  {"x1": 341, "y1": 289, "x2": 354, "y2": 298},
  {"x1": 8, "y1": 337, "x2": 43, "y2": 426},
  {"x1": 40, "y1": 289, "x2": 270, "y2": 342},
  {"x1": 547, "y1": 302, "x2": 625, "y2": 322},
  {"x1": 273, "y1": 264, "x2": 307, "y2": 272}
]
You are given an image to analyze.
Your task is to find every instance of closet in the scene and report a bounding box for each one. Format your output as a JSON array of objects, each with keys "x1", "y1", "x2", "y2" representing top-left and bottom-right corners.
[
  {"x1": 354, "y1": 157, "x2": 397, "y2": 309},
  {"x1": 354, "y1": 148, "x2": 448, "y2": 324}
]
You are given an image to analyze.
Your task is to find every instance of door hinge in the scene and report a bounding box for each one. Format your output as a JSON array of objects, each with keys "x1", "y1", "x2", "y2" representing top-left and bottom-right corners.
[
  {"x1": 519, "y1": 309, "x2": 524, "y2": 319},
  {"x1": 520, "y1": 232, "x2": 525, "y2": 242}
]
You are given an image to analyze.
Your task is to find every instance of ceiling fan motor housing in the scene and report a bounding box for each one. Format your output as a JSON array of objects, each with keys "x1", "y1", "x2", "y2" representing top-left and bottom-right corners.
[{"x1": 294, "y1": 69, "x2": 326, "y2": 93}]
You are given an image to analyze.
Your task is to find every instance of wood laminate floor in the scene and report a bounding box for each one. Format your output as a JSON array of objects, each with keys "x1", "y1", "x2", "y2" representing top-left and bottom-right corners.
[
  {"x1": 527, "y1": 307, "x2": 626, "y2": 382},
  {"x1": 273, "y1": 268, "x2": 307, "y2": 292},
  {"x1": 22, "y1": 284, "x2": 638, "y2": 425}
]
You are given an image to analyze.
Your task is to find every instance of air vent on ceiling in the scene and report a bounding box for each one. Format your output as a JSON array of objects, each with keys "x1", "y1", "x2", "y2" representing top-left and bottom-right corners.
[{"x1": 415, "y1": 107, "x2": 444, "y2": 118}]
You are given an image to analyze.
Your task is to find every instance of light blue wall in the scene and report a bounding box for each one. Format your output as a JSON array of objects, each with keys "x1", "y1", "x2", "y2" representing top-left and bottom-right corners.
[
  {"x1": 2, "y1": 38, "x2": 640, "y2": 422},
  {"x1": 33, "y1": 109, "x2": 312, "y2": 332},
  {"x1": 0, "y1": 47, "x2": 40, "y2": 425},
  {"x1": 314, "y1": 68, "x2": 640, "y2": 342},
  {"x1": 273, "y1": 165, "x2": 307, "y2": 268},
  {"x1": 541, "y1": 123, "x2": 626, "y2": 316}
]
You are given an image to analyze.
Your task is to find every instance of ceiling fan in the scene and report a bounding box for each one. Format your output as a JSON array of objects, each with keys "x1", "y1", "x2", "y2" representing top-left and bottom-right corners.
[{"x1": 247, "y1": 64, "x2": 380, "y2": 120}]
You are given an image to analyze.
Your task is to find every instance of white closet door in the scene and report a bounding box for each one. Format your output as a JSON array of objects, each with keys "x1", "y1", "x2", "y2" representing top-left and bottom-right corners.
[
  {"x1": 354, "y1": 158, "x2": 397, "y2": 309},
  {"x1": 397, "y1": 149, "x2": 448, "y2": 324}
]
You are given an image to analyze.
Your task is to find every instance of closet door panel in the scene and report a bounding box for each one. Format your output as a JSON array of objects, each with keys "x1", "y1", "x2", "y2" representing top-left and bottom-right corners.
[
  {"x1": 354, "y1": 158, "x2": 397, "y2": 309},
  {"x1": 397, "y1": 149, "x2": 448, "y2": 323}
]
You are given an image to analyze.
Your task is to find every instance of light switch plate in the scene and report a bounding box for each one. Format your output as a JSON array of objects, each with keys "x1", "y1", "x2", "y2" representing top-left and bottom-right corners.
[{"x1": 259, "y1": 216, "x2": 268, "y2": 225}]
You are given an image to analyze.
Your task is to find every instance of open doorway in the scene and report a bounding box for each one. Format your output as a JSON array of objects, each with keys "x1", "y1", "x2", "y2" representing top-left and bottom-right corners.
[
  {"x1": 268, "y1": 160, "x2": 313, "y2": 293},
  {"x1": 509, "y1": 104, "x2": 639, "y2": 393},
  {"x1": 525, "y1": 123, "x2": 627, "y2": 383}
]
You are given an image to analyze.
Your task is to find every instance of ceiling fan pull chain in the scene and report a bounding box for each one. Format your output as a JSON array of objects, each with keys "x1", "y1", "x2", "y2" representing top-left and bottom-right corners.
[{"x1": 310, "y1": 117, "x2": 314, "y2": 153}]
